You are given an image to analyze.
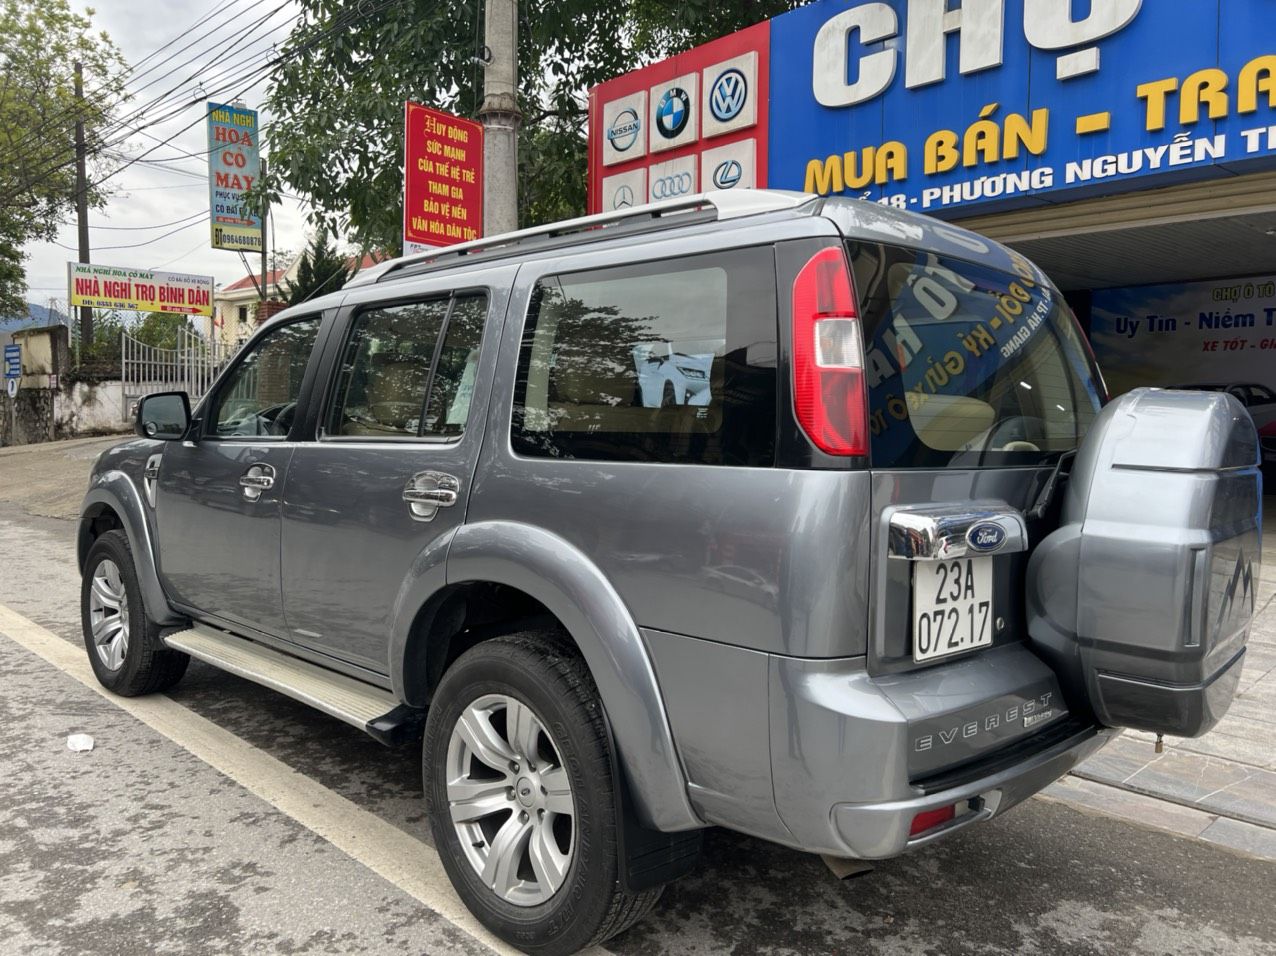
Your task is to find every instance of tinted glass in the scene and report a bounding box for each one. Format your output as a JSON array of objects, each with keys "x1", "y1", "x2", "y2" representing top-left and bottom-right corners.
[
  {"x1": 512, "y1": 248, "x2": 777, "y2": 465},
  {"x1": 848, "y1": 242, "x2": 1104, "y2": 469},
  {"x1": 325, "y1": 300, "x2": 449, "y2": 437},
  {"x1": 212, "y1": 317, "x2": 320, "y2": 438},
  {"x1": 422, "y1": 294, "x2": 487, "y2": 438}
]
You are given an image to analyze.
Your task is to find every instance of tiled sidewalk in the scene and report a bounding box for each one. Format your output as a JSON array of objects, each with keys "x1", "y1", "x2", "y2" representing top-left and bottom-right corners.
[{"x1": 1067, "y1": 502, "x2": 1276, "y2": 857}]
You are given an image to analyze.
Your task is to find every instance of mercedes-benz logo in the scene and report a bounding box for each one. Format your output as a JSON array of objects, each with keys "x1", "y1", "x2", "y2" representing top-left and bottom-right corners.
[{"x1": 613, "y1": 184, "x2": 635, "y2": 209}]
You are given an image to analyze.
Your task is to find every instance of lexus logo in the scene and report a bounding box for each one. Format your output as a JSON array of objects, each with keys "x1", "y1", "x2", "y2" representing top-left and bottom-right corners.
[
  {"x1": 652, "y1": 172, "x2": 694, "y2": 199},
  {"x1": 709, "y1": 68, "x2": 748, "y2": 122},
  {"x1": 712, "y1": 159, "x2": 743, "y2": 189},
  {"x1": 655, "y1": 87, "x2": 691, "y2": 139},
  {"x1": 612, "y1": 184, "x2": 635, "y2": 209},
  {"x1": 606, "y1": 108, "x2": 641, "y2": 152}
]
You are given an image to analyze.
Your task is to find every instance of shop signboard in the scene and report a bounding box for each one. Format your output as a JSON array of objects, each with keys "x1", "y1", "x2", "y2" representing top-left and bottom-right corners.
[
  {"x1": 67, "y1": 263, "x2": 214, "y2": 317},
  {"x1": 589, "y1": 0, "x2": 1276, "y2": 217},
  {"x1": 403, "y1": 102, "x2": 483, "y2": 253},
  {"x1": 1092, "y1": 274, "x2": 1276, "y2": 400},
  {"x1": 207, "y1": 101, "x2": 262, "y2": 252}
]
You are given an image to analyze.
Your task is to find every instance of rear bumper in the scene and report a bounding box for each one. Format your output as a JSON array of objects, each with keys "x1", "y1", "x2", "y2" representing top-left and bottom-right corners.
[
  {"x1": 830, "y1": 722, "x2": 1113, "y2": 859},
  {"x1": 767, "y1": 645, "x2": 1113, "y2": 858}
]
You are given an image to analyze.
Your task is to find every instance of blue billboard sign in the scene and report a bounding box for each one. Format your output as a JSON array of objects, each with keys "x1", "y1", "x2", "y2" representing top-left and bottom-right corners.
[{"x1": 765, "y1": 0, "x2": 1276, "y2": 217}]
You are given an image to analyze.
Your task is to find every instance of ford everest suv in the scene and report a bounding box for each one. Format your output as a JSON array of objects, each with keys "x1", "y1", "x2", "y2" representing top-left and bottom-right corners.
[{"x1": 78, "y1": 190, "x2": 1263, "y2": 955}]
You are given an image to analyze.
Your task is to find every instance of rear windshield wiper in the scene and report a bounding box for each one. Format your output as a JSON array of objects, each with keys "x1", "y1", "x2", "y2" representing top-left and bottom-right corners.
[{"x1": 1027, "y1": 450, "x2": 1076, "y2": 522}]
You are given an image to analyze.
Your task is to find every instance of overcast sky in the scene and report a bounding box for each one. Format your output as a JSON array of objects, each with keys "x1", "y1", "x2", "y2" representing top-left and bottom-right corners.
[{"x1": 22, "y1": 0, "x2": 314, "y2": 313}]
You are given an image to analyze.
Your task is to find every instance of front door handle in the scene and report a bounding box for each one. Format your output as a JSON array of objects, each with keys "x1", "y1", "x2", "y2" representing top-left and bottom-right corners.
[
  {"x1": 404, "y1": 472, "x2": 460, "y2": 521},
  {"x1": 239, "y1": 464, "x2": 276, "y2": 502}
]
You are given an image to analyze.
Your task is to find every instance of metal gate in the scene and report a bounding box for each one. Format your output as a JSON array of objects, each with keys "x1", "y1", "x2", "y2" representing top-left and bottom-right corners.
[{"x1": 121, "y1": 327, "x2": 239, "y2": 420}]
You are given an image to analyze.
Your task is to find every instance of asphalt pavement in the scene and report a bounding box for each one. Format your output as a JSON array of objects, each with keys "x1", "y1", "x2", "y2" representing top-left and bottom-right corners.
[{"x1": 1, "y1": 439, "x2": 1275, "y2": 954}]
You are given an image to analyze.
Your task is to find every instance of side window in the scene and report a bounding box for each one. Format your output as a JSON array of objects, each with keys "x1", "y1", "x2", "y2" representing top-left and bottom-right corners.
[
  {"x1": 324, "y1": 293, "x2": 489, "y2": 439},
  {"x1": 511, "y1": 248, "x2": 777, "y2": 466},
  {"x1": 423, "y1": 294, "x2": 487, "y2": 438},
  {"x1": 212, "y1": 316, "x2": 321, "y2": 438}
]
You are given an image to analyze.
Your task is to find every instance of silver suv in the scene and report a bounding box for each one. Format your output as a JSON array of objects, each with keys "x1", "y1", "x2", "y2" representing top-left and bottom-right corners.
[{"x1": 78, "y1": 191, "x2": 1263, "y2": 955}]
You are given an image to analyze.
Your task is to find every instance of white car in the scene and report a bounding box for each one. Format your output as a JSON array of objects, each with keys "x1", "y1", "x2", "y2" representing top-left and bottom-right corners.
[{"x1": 632, "y1": 344, "x2": 714, "y2": 407}]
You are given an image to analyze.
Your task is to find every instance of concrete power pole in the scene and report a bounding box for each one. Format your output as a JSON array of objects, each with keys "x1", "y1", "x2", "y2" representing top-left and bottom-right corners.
[
  {"x1": 73, "y1": 61, "x2": 93, "y2": 348},
  {"x1": 478, "y1": 0, "x2": 521, "y2": 236}
]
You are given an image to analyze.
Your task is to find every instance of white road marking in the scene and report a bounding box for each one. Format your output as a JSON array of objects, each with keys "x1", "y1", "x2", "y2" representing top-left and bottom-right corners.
[{"x1": 0, "y1": 602, "x2": 527, "y2": 956}]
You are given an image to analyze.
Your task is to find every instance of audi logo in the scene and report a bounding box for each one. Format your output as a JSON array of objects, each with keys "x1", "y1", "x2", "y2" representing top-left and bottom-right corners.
[{"x1": 651, "y1": 172, "x2": 694, "y2": 199}]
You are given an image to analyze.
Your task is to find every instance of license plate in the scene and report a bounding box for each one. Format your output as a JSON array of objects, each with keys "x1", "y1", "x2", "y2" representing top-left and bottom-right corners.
[{"x1": 912, "y1": 557, "x2": 993, "y2": 663}]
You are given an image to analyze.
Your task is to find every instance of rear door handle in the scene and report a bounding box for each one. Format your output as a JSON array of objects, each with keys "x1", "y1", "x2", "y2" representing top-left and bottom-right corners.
[
  {"x1": 239, "y1": 464, "x2": 276, "y2": 501},
  {"x1": 404, "y1": 472, "x2": 460, "y2": 521}
]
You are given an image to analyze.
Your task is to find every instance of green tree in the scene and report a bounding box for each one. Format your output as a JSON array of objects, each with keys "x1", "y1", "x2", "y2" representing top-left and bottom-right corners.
[
  {"x1": 133, "y1": 311, "x2": 192, "y2": 350},
  {"x1": 0, "y1": 0, "x2": 125, "y2": 316},
  {"x1": 281, "y1": 229, "x2": 352, "y2": 306},
  {"x1": 264, "y1": 0, "x2": 801, "y2": 254}
]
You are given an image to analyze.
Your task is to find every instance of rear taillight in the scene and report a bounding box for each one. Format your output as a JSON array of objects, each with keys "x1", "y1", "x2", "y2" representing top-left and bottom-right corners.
[{"x1": 791, "y1": 246, "x2": 868, "y2": 456}]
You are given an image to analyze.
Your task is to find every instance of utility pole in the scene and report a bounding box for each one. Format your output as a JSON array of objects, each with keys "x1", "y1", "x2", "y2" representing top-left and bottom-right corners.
[
  {"x1": 73, "y1": 61, "x2": 93, "y2": 348},
  {"x1": 259, "y1": 157, "x2": 268, "y2": 320},
  {"x1": 478, "y1": 0, "x2": 521, "y2": 236}
]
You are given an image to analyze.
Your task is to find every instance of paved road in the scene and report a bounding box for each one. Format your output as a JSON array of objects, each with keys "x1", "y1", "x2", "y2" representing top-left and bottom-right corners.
[{"x1": 1, "y1": 461, "x2": 1275, "y2": 953}]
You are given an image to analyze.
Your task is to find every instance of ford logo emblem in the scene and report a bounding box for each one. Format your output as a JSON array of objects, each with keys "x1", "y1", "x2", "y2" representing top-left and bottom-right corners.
[{"x1": 966, "y1": 522, "x2": 1006, "y2": 553}]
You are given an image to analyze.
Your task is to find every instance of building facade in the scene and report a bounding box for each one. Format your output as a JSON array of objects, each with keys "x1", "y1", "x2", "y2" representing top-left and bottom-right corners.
[{"x1": 588, "y1": 0, "x2": 1276, "y2": 454}]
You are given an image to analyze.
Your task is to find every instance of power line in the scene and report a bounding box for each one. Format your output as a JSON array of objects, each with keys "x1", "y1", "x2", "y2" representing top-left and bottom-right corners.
[
  {"x1": 52, "y1": 215, "x2": 208, "y2": 252},
  {"x1": 0, "y1": 0, "x2": 276, "y2": 169},
  {"x1": 3, "y1": 0, "x2": 396, "y2": 204},
  {"x1": 89, "y1": 210, "x2": 208, "y2": 231}
]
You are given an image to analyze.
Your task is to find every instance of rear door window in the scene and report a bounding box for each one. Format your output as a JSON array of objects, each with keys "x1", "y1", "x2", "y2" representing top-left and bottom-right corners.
[
  {"x1": 511, "y1": 247, "x2": 778, "y2": 466},
  {"x1": 324, "y1": 292, "x2": 489, "y2": 439},
  {"x1": 847, "y1": 241, "x2": 1104, "y2": 469}
]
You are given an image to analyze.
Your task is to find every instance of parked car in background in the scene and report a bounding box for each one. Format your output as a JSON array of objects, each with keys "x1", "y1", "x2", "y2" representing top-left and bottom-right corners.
[
  {"x1": 1171, "y1": 383, "x2": 1276, "y2": 482},
  {"x1": 78, "y1": 191, "x2": 1263, "y2": 956}
]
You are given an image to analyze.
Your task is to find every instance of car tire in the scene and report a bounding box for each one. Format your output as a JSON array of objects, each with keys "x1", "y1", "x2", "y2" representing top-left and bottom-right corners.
[
  {"x1": 81, "y1": 529, "x2": 189, "y2": 696},
  {"x1": 423, "y1": 630, "x2": 662, "y2": 955}
]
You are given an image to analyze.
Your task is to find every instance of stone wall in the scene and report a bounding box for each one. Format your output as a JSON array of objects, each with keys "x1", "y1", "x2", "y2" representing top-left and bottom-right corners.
[
  {"x1": 0, "y1": 389, "x2": 56, "y2": 446},
  {"x1": 55, "y1": 381, "x2": 129, "y2": 437}
]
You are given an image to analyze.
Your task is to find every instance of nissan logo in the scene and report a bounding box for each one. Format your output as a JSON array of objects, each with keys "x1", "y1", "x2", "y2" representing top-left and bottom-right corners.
[
  {"x1": 606, "y1": 108, "x2": 641, "y2": 152},
  {"x1": 652, "y1": 172, "x2": 694, "y2": 199},
  {"x1": 712, "y1": 159, "x2": 743, "y2": 189},
  {"x1": 966, "y1": 522, "x2": 1007, "y2": 553}
]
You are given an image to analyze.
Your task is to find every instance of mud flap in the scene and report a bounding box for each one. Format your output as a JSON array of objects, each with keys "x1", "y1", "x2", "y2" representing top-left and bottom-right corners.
[{"x1": 1027, "y1": 388, "x2": 1262, "y2": 738}]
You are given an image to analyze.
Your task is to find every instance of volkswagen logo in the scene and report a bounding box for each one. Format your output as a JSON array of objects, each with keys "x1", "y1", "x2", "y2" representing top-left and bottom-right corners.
[
  {"x1": 612, "y1": 184, "x2": 635, "y2": 209},
  {"x1": 966, "y1": 522, "x2": 1007, "y2": 553},
  {"x1": 652, "y1": 172, "x2": 694, "y2": 199},
  {"x1": 709, "y1": 68, "x2": 748, "y2": 122},
  {"x1": 606, "y1": 108, "x2": 641, "y2": 152},
  {"x1": 655, "y1": 87, "x2": 691, "y2": 139},
  {"x1": 712, "y1": 159, "x2": 743, "y2": 189}
]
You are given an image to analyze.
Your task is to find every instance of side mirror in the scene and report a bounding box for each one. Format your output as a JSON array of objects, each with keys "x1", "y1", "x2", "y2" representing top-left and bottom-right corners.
[{"x1": 136, "y1": 391, "x2": 191, "y2": 440}]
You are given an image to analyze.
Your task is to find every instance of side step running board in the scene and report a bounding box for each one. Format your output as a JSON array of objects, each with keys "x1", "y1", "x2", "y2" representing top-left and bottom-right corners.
[{"x1": 164, "y1": 624, "x2": 424, "y2": 746}]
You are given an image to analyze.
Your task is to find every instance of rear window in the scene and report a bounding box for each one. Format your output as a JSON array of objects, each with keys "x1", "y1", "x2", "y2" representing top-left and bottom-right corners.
[
  {"x1": 511, "y1": 248, "x2": 777, "y2": 466},
  {"x1": 848, "y1": 241, "x2": 1104, "y2": 469}
]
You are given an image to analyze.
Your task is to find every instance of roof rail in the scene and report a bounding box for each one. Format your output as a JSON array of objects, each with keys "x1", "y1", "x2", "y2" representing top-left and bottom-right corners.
[{"x1": 346, "y1": 188, "x2": 816, "y2": 288}]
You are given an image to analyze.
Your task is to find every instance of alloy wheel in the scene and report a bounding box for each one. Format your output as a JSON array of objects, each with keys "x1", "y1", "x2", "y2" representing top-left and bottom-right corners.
[
  {"x1": 88, "y1": 558, "x2": 130, "y2": 671},
  {"x1": 445, "y1": 693, "x2": 575, "y2": 906}
]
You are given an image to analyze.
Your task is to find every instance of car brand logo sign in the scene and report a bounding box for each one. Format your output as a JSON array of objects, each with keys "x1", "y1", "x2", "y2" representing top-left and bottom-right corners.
[
  {"x1": 606, "y1": 108, "x2": 641, "y2": 151},
  {"x1": 652, "y1": 172, "x2": 694, "y2": 199},
  {"x1": 612, "y1": 184, "x2": 635, "y2": 209},
  {"x1": 709, "y1": 68, "x2": 748, "y2": 122},
  {"x1": 966, "y1": 522, "x2": 1007, "y2": 553},
  {"x1": 655, "y1": 87, "x2": 691, "y2": 139},
  {"x1": 711, "y1": 159, "x2": 743, "y2": 189}
]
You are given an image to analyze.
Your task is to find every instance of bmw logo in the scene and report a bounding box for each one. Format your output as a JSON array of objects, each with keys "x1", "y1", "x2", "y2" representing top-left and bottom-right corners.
[
  {"x1": 712, "y1": 159, "x2": 743, "y2": 189},
  {"x1": 606, "y1": 108, "x2": 641, "y2": 152},
  {"x1": 966, "y1": 522, "x2": 1007, "y2": 553},
  {"x1": 612, "y1": 184, "x2": 635, "y2": 209},
  {"x1": 709, "y1": 68, "x2": 748, "y2": 123},
  {"x1": 655, "y1": 87, "x2": 691, "y2": 139}
]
